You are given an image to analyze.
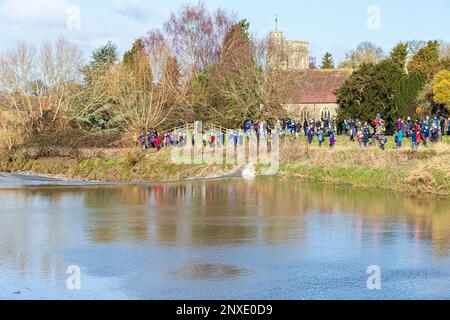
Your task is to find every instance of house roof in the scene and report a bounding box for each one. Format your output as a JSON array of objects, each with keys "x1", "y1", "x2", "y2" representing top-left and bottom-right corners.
[{"x1": 291, "y1": 69, "x2": 352, "y2": 104}]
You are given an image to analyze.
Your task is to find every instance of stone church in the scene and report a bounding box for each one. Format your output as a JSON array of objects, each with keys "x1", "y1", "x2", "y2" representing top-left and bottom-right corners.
[{"x1": 269, "y1": 30, "x2": 352, "y2": 123}]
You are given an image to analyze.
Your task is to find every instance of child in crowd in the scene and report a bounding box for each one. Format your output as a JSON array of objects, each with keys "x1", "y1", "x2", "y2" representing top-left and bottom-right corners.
[
  {"x1": 165, "y1": 132, "x2": 170, "y2": 148},
  {"x1": 329, "y1": 133, "x2": 336, "y2": 149},
  {"x1": 378, "y1": 133, "x2": 387, "y2": 150},
  {"x1": 317, "y1": 128, "x2": 325, "y2": 147},
  {"x1": 363, "y1": 125, "x2": 370, "y2": 147},
  {"x1": 357, "y1": 130, "x2": 364, "y2": 148},
  {"x1": 396, "y1": 130, "x2": 403, "y2": 149},
  {"x1": 416, "y1": 130, "x2": 421, "y2": 149},
  {"x1": 411, "y1": 130, "x2": 417, "y2": 150},
  {"x1": 138, "y1": 130, "x2": 146, "y2": 151},
  {"x1": 307, "y1": 127, "x2": 314, "y2": 145}
]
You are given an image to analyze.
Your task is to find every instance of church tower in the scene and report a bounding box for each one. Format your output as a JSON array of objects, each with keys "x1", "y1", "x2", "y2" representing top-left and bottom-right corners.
[{"x1": 268, "y1": 30, "x2": 310, "y2": 70}]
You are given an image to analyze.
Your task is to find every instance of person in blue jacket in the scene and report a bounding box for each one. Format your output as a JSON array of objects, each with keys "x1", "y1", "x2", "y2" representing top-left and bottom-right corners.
[
  {"x1": 396, "y1": 130, "x2": 404, "y2": 149},
  {"x1": 317, "y1": 128, "x2": 325, "y2": 147}
]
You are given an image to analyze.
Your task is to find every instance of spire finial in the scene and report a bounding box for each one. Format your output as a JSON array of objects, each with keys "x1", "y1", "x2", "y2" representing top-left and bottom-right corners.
[{"x1": 275, "y1": 14, "x2": 278, "y2": 31}]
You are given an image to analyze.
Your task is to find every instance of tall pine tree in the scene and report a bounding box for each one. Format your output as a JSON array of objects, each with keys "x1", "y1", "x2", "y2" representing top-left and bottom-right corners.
[
  {"x1": 408, "y1": 41, "x2": 441, "y2": 79},
  {"x1": 90, "y1": 41, "x2": 118, "y2": 67},
  {"x1": 321, "y1": 52, "x2": 334, "y2": 69},
  {"x1": 389, "y1": 42, "x2": 408, "y2": 70}
]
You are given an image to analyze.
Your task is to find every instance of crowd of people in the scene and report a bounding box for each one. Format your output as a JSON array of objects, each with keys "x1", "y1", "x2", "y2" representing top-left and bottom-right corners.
[
  {"x1": 137, "y1": 115, "x2": 450, "y2": 152},
  {"x1": 341, "y1": 115, "x2": 450, "y2": 150},
  {"x1": 275, "y1": 114, "x2": 450, "y2": 150},
  {"x1": 137, "y1": 129, "x2": 186, "y2": 151},
  {"x1": 244, "y1": 118, "x2": 337, "y2": 148},
  {"x1": 137, "y1": 128, "x2": 247, "y2": 151}
]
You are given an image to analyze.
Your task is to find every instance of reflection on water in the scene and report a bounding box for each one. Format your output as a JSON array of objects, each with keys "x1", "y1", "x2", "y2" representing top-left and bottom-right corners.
[
  {"x1": 1, "y1": 176, "x2": 450, "y2": 299},
  {"x1": 175, "y1": 263, "x2": 251, "y2": 281}
]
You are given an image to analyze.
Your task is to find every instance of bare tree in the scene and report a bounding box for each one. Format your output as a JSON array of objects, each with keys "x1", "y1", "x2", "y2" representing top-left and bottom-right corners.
[
  {"x1": 151, "y1": 1, "x2": 236, "y2": 79},
  {"x1": 338, "y1": 41, "x2": 385, "y2": 69},
  {"x1": 143, "y1": 30, "x2": 170, "y2": 83},
  {"x1": 439, "y1": 41, "x2": 450, "y2": 61},
  {"x1": 106, "y1": 61, "x2": 186, "y2": 135},
  {"x1": 0, "y1": 109, "x2": 24, "y2": 149},
  {"x1": 0, "y1": 39, "x2": 83, "y2": 131}
]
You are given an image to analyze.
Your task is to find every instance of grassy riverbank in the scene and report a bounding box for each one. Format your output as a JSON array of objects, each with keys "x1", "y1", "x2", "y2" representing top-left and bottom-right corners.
[
  {"x1": 1, "y1": 134, "x2": 449, "y2": 196},
  {"x1": 0, "y1": 148, "x2": 236, "y2": 182},
  {"x1": 278, "y1": 139, "x2": 450, "y2": 196}
]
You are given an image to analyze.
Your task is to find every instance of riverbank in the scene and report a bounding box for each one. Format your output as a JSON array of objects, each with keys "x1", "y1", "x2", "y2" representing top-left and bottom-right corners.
[
  {"x1": 278, "y1": 139, "x2": 450, "y2": 196},
  {"x1": 1, "y1": 138, "x2": 449, "y2": 196},
  {"x1": 0, "y1": 147, "x2": 238, "y2": 183}
]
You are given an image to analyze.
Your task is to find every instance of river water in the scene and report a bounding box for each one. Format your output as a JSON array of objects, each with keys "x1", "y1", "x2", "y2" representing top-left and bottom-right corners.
[{"x1": 1, "y1": 172, "x2": 450, "y2": 300}]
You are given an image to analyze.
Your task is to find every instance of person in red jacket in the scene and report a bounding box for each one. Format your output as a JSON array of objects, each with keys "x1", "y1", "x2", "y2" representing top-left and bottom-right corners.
[
  {"x1": 210, "y1": 133, "x2": 216, "y2": 147},
  {"x1": 414, "y1": 120, "x2": 419, "y2": 134},
  {"x1": 155, "y1": 135, "x2": 163, "y2": 151},
  {"x1": 416, "y1": 130, "x2": 421, "y2": 149}
]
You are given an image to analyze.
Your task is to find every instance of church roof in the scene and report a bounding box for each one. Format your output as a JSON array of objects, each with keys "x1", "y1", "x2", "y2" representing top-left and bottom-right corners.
[{"x1": 291, "y1": 69, "x2": 352, "y2": 104}]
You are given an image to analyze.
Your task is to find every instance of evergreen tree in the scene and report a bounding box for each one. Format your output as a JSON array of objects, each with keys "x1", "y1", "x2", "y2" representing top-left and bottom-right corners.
[
  {"x1": 321, "y1": 52, "x2": 334, "y2": 69},
  {"x1": 91, "y1": 41, "x2": 118, "y2": 67},
  {"x1": 73, "y1": 41, "x2": 119, "y2": 130},
  {"x1": 389, "y1": 42, "x2": 408, "y2": 70},
  {"x1": 123, "y1": 39, "x2": 145, "y2": 66},
  {"x1": 408, "y1": 40, "x2": 441, "y2": 79},
  {"x1": 195, "y1": 19, "x2": 255, "y2": 128},
  {"x1": 337, "y1": 58, "x2": 424, "y2": 128},
  {"x1": 219, "y1": 19, "x2": 251, "y2": 65},
  {"x1": 393, "y1": 74, "x2": 425, "y2": 118}
]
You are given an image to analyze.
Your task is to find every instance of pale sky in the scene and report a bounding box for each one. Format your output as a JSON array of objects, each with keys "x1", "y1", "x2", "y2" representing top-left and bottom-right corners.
[{"x1": 0, "y1": 0, "x2": 449, "y2": 63}]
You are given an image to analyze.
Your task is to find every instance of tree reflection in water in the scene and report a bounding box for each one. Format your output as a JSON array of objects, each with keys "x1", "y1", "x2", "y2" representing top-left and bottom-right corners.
[{"x1": 1, "y1": 177, "x2": 450, "y2": 289}]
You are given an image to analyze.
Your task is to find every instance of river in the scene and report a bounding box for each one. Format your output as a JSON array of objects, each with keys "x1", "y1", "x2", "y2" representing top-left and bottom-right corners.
[{"x1": 1, "y1": 172, "x2": 450, "y2": 300}]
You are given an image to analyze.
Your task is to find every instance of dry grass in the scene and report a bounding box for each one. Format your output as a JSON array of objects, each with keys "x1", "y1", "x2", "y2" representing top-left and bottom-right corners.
[
  {"x1": 404, "y1": 143, "x2": 450, "y2": 194},
  {"x1": 279, "y1": 138, "x2": 450, "y2": 196},
  {"x1": 280, "y1": 138, "x2": 436, "y2": 169}
]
